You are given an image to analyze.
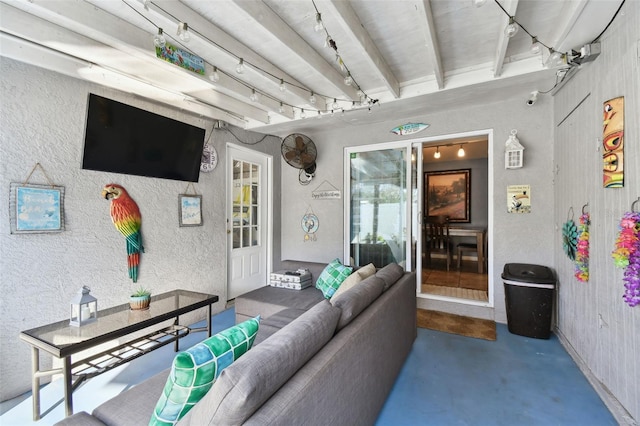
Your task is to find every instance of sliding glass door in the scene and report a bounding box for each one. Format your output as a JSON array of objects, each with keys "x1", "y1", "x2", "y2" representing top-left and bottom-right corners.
[{"x1": 346, "y1": 145, "x2": 411, "y2": 269}]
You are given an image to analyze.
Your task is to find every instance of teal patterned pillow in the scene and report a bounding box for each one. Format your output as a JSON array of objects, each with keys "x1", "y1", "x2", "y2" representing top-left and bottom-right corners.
[
  {"x1": 149, "y1": 316, "x2": 260, "y2": 426},
  {"x1": 315, "y1": 258, "x2": 353, "y2": 299}
]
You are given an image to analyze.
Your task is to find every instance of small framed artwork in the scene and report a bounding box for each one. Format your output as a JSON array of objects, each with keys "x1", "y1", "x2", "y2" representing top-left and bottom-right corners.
[
  {"x1": 10, "y1": 183, "x2": 65, "y2": 233},
  {"x1": 179, "y1": 194, "x2": 203, "y2": 227},
  {"x1": 425, "y1": 169, "x2": 470, "y2": 223}
]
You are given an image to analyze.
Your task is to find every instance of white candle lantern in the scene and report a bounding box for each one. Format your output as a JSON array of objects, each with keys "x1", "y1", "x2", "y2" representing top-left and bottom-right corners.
[
  {"x1": 70, "y1": 286, "x2": 98, "y2": 327},
  {"x1": 505, "y1": 129, "x2": 525, "y2": 169}
]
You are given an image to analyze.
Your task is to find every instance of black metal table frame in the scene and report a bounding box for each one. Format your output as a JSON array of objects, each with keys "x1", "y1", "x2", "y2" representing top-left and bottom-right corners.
[{"x1": 19, "y1": 290, "x2": 219, "y2": 420}]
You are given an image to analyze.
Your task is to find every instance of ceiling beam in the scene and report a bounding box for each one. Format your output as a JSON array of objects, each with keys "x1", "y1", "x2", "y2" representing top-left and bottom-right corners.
[
  {"x1": 230, "y1": 0, "x2": 360, "y2": 102},
  {"x1": 321, "y1": 0, "x2": 400, "y2": 98},
  {"x1": 415, "y1": 0, "x2": 444, "y2": 90},
  {"x1": 547, "y1": 0, "x2": 589, "y2": 52},
  {"x1": 493, "y1": 0, "x2": 519, "y2": 78}
]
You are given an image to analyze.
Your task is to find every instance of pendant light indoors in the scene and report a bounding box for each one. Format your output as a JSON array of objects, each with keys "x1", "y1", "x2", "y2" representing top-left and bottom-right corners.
[
  {"x1": 344, "y1": 72, "x2": 353, "y2": 86},
  {"x1": 236, "y1": 58, "x2": 245, "y2": 74},
  {"x1": 314, "y1": 13, "x2": 324, "y2": 32},
  {"x1": 278, "y1": 102, "x2": 285, "y2": 114},
  {"x1": 530, "y1": 36, "x2": 541, "y2": 54},
  {"x1": 309, "y1": 92, "x2": 316, "y2": 104},
  {"x1": 279, "y1": 79, "x2": 286, "y2": 92},
  {"x1": 457, "y1": 145, "x2": 466, "y2": 157},
  {"x1": 209, "y1": 66, "x2": 220, "y2": 82},
  {"x1": 153, "y1": 28, "x2": 166, "y2": 48},
  {"x1": 332, "y1": 98, "x2": 340, "y2": 110},
  {"x1": 177, "y1": 22, "x2": 190, "y2": 42},
  {"x1": 504, "y1": 17, "x2": 519, "y2": 38},
  {"x1": 434, "y1": 147, "x2": 441, "y2": 159},
  {"x1": 250, "y1": 89, "x2": 259, "y2": 102},
  {"x1": 300, "y1": 109, "x2": 307, "y2": 119}
]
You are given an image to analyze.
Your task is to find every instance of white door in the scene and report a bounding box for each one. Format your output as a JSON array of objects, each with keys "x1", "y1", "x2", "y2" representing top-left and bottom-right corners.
[{"x1": 227, "y1": 144, "x2": 272, "y2": 300}]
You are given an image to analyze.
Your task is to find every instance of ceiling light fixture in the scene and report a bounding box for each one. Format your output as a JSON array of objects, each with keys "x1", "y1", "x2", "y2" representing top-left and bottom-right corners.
[
  {"x1": 278, "y1": 102, "x2": 285, "y2": 114},
  {"x1": 209, "y1": 66, "x2": 220, "y2": 82},
  {"x1": 332, "y1": 98, "x2": 340, "y2": 110},
  {"x1": 458, "y1": 145, "x2": 466, "y2": 157},
  {"x1": 300, "y1": 109, "x2": 306, "y2": 119},
  {"x1": 309, "y1": 92, "x2": 316, "y2": 104},
  {"x1": 250, "y1": 89, "x2": 259, "y2": 102},
  {"x1": 279, "y1": 79, "x2": 286, "y2": 92},
  {"x1": 314, "y1": 12, "x2": 324, "y2": 32},
  {"x1": 344, "y1": 72, "x2": 353, "y2": 86},
  {"x1": 153, "y1": 28, "x2": 166, "y2": 48},
  {"x1": 530, "y1": 36, "x2": 541, "y2": 55},
  {"x1": 236, "y1": 58, "x2": 245, "y2": 74},
  {"x1": 504, "y1": 17, "x2": 519, "y2": 38},
  {"x1": 434, "y1": 147, "x2": 441, "y2": 159},
  {"x1": 317, "y1": 111, "x2": 322, "y2": 119},
  {"x1": 177, "y1": 22, "x2": 191, "y2": 42}
]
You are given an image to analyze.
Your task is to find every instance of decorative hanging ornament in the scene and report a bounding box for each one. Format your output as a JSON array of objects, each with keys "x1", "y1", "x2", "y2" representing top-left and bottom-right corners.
[
  {"x1": 612, "y1": 204, "x2": 640, "y2": 307},
  {"x1": 301, "y1": 206, "x2": 319, "y2": 242},
  {"x1": 562, "y1": 208, "x2": 578, "y2": 261},
  {"x1": 574, "y1": 209, "x2": 590, "y2": 282}
]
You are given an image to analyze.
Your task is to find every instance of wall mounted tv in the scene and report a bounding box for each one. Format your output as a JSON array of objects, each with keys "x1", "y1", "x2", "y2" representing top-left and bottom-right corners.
[{"x1": 82, "y1": 93, "x2": 206, "y2": 182}]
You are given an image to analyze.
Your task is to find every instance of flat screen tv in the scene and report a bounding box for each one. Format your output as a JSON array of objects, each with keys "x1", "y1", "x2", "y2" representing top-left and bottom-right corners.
[{"x1": 82, "y1": 93, "x2": 206, "y2": 182}]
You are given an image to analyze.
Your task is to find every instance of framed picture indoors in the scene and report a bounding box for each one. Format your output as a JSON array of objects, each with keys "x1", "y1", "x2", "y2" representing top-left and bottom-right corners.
[
  {"x1": 425, "y1": 169, "x2": 470, "y2": 223},
  {"x1": 179, "y1": 194, "x2": 203, "y2": 227},
  {"x1": 10, "y1": 183, "x2": 65, "y2": 234}
]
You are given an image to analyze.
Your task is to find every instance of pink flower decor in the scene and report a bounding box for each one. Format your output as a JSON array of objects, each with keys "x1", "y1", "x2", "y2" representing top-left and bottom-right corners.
[
  {"x1": 574, "y1": 213, "x2": 590, "y2": 282},
  {"x1": 612, "y1": 211, "x2": 640, "y2": 307}
]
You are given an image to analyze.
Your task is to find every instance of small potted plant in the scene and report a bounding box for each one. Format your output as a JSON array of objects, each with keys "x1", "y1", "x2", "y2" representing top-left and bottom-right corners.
[{"x1": 129, "y1": 287, "x2": 151, "y2": 310}]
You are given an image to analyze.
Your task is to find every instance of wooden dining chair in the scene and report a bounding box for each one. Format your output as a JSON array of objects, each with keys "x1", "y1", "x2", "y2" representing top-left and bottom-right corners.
[{"x1": 424, "y1": 215, "x2": 452, "y2": 271}]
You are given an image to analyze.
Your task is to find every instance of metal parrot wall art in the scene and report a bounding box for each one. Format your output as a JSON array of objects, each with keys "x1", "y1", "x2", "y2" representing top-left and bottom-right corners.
[{"x1": 102, "y1": 184, "x2": 144, "y2": 282}]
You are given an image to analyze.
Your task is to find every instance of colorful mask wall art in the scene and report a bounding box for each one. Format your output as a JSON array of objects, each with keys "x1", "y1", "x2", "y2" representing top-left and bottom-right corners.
[{"x1": 602, "y1": 96, "x2": 624, "y2": 188}]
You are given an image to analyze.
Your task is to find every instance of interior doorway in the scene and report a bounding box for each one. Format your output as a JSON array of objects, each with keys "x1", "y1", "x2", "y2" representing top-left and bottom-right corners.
[{"x1": 416, "y1": 131, "x2": 492, "y2": 306}]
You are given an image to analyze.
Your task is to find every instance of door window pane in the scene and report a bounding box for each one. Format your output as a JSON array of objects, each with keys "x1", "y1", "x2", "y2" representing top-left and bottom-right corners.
[{"x1": 232, "y1": 160, "x2": 260, "y2": 249}]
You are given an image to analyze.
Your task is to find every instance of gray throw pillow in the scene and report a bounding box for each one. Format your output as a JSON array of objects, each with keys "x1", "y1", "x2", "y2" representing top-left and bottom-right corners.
[
  {"x1": 376, "y1": 263, "x2": 405, "y2": 291},
  {"x1": 330, "y1": 276, "x2": 385, "y2": 330}
]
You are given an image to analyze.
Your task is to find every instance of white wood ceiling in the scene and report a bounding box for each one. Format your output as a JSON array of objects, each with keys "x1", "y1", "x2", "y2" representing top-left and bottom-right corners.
[{"x1": 0, "y1": 0, "x2": 623, "y2": 136}]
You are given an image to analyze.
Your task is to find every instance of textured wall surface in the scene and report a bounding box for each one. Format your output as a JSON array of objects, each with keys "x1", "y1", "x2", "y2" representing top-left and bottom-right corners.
[
  {"x1": 280, "y1": 94, "x2": 555, "y2": 324},
  {"x1": 0, "y1": 58, "x2": 281, "y2": 401},
  {"x1": 552, "y1": 1, "x2": 639, "y2": 421}
]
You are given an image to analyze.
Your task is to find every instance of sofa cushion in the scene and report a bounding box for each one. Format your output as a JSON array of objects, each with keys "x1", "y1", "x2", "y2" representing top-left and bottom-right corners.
[
  {"x1": 149, "y1": 317, "x2": 260, "y2": 425},
  {"x1": 234, "y1": 285, "x2": 325, "y2": 323},
  {"x1": 376, "y1": 263, "x2": 405, "y2": 291},
  {"x1": 185, "y1": 300, "x2": 341, "y2": 425},
  {"x1": 315, "y1": 258, "x2": 353, "y2": 299},
  {"x1": 253, "y1": 307, "x2": 307, "y2": 345},
  {"x1": 331, "y1": 262, "x2": 376, "y2": 300},
  {"x1": 330, "y1": 275, "x2": 385, "y2": 330}
]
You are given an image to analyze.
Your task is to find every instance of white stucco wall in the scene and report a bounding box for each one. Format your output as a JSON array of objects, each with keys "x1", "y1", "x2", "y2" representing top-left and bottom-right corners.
[
  {"x1": 280, "y1": 94, "x2": 555, "y2": 323},
  {"x1": 0, "y1": 58, "x2": 281, "y2": 401}
]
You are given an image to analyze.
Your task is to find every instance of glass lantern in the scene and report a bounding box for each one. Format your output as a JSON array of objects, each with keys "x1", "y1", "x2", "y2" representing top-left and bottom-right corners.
[
  {"x1": 505, "y1": 129, "x2": 524, "y2": 169},
  {"x1": 70, "y1": 286, "x2": 98, "y2": 327}
]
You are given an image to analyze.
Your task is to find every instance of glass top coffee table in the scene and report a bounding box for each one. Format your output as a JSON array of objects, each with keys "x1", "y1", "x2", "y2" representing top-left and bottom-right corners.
[{"x1": 20, "y1": 289, "x2": 219, "y2": 420}]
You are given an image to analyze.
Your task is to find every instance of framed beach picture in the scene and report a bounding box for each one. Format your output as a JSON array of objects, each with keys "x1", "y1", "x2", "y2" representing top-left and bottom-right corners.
[
  {"x1": 425, "y1": 169, "x2": 470, "y2": 223},
  {"x1": 10, "y1": 183, "x2": 65, "y2": 233},
  {"x1": 179, "y1": 194, "x2": 203, "y2": 227}
]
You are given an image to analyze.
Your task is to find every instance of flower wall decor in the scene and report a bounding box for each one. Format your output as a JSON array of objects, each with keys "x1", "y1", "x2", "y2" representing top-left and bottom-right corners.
[
  {"x1": 562, "y1": 219, "x2": 578, "y2": 261},
  {"x1": 612, "y1": 210, "x2": 640, "y2": 307},
  {"x1": 574, "y1": 212, "x2": 590, "y2": 282}
]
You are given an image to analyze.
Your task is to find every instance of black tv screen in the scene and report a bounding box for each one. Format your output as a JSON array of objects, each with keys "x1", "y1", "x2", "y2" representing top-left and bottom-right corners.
[{"x1": 82, "y1": 94, "x2": 206, "y2": 182}]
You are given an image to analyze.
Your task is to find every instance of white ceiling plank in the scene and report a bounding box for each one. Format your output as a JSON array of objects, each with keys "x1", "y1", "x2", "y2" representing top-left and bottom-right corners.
[
  {"x1": 0, "y1": 1, "x2": 269, "y2": 123},
  {"x1": 415, "y1": 0, "x2": 444, "y2": 90},
  {"x1": 493, "y1": 0, "x2": 519, "y2": 78},
  {"x1": 322, "y1": 0, "x2": 400, "y2": 98},
  {"x1": 230, "y1": 0, "x2": 359, "y2": 102},
  {"x1": 547, "y1": 0, "x2": 589, "y2": 53}
]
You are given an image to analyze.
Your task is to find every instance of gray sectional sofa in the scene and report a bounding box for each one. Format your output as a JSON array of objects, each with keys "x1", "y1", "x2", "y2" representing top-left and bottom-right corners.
[{"x1": 55, "y1": 261, "x2": 416, "y2": 426}]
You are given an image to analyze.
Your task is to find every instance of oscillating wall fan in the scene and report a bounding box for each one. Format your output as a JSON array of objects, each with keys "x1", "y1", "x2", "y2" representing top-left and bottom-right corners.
[{"x1": 281, "y1": 133, "x2": 317, "y2": 185}]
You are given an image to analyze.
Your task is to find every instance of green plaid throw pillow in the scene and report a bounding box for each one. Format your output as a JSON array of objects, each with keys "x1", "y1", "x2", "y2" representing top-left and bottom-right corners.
[
  {"x1": 149, "y1": 316, "x2": 260, "y2": 426},
  {"x1": 316, "y1": 258, "x2": 353, "y2": 299}
]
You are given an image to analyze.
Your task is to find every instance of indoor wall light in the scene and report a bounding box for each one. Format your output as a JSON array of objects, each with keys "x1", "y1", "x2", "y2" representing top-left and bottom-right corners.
[
  {"x1": 153, "y1": 28, "x2": 166, "y2": 48},
  {"x1": 434, "y1": 146, "x2": 441, "y2": 159},
  {"x1": 504, "y1": 17, "x2": 519, "y2": 38},
  {"x1": 457, "y1": 145, "x2": 466, "y2": 157},
  {"x1": 177, "y1": 22, "x2": 191, "y2": 42}
]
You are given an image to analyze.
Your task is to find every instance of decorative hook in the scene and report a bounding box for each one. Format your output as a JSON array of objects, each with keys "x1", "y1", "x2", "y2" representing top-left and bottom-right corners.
[
  {"x1": 632, "y1": 197, "x2": 640, "y2": 213},
  {"x1": 567, "y1": 206, "x2": 574, "y2": 221},
  {"x1": 581, "y1": 202, "x2": 589, "y2": 215}
]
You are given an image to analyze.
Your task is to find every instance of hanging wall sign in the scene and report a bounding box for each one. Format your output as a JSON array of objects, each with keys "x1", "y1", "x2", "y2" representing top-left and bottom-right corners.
[
  {"x1": 156, "y1": 42, "x2": 205, "y2": 75},
  {"x1": 507, "y1": 185, "x2": 530, "y2": 213},
  {"x1": 602, "y1": 96, "x2": 624, "y2": 188},
  {"x1": 312, "y1": 180, "x2": 341, "y2": 200},
  {"x1": 390, "y1": 122, "x2": 429, "y2": 136}
]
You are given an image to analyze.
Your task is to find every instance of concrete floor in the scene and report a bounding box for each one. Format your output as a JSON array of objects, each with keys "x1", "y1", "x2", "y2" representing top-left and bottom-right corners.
[{"x1": 1, "y1": 308, "x2": 615, "y2": 426}]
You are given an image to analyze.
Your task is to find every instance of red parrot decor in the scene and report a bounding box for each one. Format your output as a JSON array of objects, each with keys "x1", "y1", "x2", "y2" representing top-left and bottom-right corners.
[{"x1": 102, "y1": 184, "x2": 144, "y2": 282}]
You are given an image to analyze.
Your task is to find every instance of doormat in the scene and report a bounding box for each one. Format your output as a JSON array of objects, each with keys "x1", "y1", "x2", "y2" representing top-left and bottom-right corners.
[{"x1": 417, "y1": 309, "x2": 496, "y2": 341}]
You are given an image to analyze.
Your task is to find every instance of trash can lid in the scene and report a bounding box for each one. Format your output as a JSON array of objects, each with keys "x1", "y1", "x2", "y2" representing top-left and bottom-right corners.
[{"x1": 501, "y1": 263, "x2": 555, "y2": 284}]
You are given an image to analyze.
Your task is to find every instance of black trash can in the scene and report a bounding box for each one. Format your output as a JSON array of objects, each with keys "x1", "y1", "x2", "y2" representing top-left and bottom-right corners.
[{"x1": 502, "y1": 263, "x2": 556, "y2": 339}]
